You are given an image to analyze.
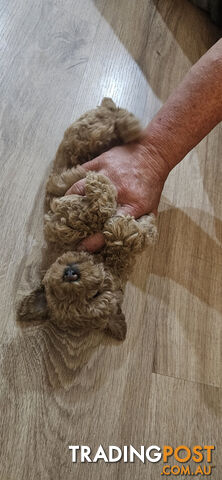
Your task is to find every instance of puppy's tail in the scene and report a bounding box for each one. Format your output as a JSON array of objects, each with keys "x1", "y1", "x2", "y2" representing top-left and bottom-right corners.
[{"x1": 101, "y1": 97, "x2": 142, "y2": 144}]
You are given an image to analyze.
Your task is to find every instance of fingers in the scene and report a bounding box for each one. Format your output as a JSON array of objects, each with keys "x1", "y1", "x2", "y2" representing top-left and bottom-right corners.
[
  {"x1": 77, "y1": 233, "x2": 105, "y2": 253},
  {"x1": 117, "y1": 205, "x2": 158, "y2": 218},
  {"x1": 65, "y1": 158, "x2": 101, "y2": 195},
  {"x1": 83, "y1": 157, "x2": 100, "y2": 171},
  {"x1": 116, "y1": 205, "x2": 137, "y2": 217},
  {"x1": 65, "y1": 179, "x2": 86, "y2": 196}
]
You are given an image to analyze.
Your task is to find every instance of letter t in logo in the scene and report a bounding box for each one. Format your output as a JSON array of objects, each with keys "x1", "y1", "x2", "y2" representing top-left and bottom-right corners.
[{"x1": 69, "y1": 446, "x2": 80, "y2": 462}]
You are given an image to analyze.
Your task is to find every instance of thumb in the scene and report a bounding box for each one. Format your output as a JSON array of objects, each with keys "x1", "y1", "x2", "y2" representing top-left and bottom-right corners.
[
  {"x1": 65, "y1": 178, "x2": 86, "y2": 196},
  {"x1": 77, "y1": 233, "x2": 105, "y2": 253}
]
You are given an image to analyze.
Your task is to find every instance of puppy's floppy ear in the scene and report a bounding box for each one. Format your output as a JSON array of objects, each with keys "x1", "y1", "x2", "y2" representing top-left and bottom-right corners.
[
  {"x1": 17, "y1": 286, "x2": 49, "y2": 323},
  {"x1": 105, "y1": 305, "x2": 127, "y2": 341}
]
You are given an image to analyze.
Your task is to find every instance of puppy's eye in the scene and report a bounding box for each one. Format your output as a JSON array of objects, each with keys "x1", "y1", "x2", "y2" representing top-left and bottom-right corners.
[
  {"x1": 92, "y1": 291, "x2": 100, "y2": 299},
  {"x1": 63, "y1": 264, "x2": 80, "y2": 282}
]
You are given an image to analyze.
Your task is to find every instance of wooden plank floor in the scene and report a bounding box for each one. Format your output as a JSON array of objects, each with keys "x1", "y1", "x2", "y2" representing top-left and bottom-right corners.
[{"x1": 0, "y1": 0, "x2": 221, "y2": 478}]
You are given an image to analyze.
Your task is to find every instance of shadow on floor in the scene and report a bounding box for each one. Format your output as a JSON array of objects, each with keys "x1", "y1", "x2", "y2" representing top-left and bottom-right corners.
[{"x1": 94, "y1": 0, "x2": 220, "y2": 101}]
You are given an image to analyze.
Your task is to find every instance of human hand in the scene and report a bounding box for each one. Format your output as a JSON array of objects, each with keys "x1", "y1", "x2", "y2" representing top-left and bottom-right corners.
[{"x1": 65, "y1": 140, "x2": 170, "y2": 252}]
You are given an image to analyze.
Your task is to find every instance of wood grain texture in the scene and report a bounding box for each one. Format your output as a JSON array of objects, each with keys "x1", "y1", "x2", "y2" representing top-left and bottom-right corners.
[{"x1": 0, "y1": 0, "x2": 221, "y2": 478}]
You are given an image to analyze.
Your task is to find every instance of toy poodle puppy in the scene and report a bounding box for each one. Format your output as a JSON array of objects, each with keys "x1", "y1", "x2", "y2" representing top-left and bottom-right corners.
[{"x1": 17, "y1": 98, "x2": 157, "y2": 341}]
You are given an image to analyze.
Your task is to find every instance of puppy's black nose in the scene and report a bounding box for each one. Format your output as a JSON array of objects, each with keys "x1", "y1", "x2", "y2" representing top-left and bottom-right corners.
[{"x1": 63, "y1": 264, "x2": 80, "y2": 282}]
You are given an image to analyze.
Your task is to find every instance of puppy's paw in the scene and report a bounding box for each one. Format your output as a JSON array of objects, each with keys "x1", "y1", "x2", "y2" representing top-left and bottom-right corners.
[{"x1": 103, "y1": 214, "x2": 156, "y2": 252}]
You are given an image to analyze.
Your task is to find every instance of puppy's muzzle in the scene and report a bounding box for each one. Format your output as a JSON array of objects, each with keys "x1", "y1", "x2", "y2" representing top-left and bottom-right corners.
[{"x1": 63, "y1": 264, "x2": 81, "y2": 282}]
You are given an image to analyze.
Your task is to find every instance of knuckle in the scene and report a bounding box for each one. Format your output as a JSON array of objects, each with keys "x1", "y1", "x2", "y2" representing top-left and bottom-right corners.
[{"x1": 74, "y1": 181, "x2": 85, "y2": 195}]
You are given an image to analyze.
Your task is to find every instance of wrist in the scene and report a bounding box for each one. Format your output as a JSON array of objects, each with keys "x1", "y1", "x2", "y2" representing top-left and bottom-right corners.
[{"x1": 137, "y1": 128, "x2": 174, "y2": 183}]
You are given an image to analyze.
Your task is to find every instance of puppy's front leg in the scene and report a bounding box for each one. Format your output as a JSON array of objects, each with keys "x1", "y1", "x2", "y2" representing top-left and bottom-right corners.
[
  {"x1": 103, "y1": 214, "x2": 157, "y2": 277},
  {"x1": 44, "y1": 172, "x2": 118, "y2": 247},
  {"x1": 45, "y1": 165, "x2": 86, "y2": 210}
]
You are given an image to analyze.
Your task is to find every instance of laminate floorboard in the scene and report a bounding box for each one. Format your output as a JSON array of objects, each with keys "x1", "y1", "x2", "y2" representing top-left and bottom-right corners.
[{"x1": 0, "y1": 0, "x2": 221, "y2": 478}]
